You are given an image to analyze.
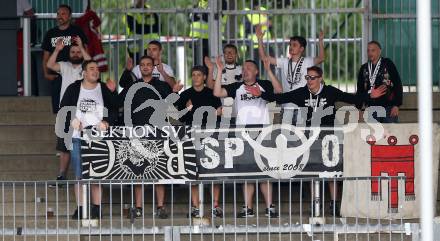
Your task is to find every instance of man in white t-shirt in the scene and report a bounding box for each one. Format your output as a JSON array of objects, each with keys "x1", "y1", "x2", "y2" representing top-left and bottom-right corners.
[
  {"x1": 59, "y1": 60, "x2": 117, "y2": 220},
  {"x1": 257, "y1": 27, "x2": 325, "y2": 124},
  {"x1": 124, "y1": 40, "x2": 182, "y2": 92},
  {"x1": 47, "y1": 36, "x2": 91, "y2": 184},
  {"x1": 213, "y1": 57, "x2": 278, "y2": 218}
]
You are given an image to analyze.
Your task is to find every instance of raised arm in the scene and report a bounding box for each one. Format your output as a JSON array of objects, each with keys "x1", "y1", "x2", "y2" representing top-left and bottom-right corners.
[
  {"x1": 338, "y1": 85, "x2": 387, "y2": 106},
  {"x1": 263, "y1": 57, "x2": 283, "y2": 93},
  {"x1": 256, "y1": 25, "x2": 277, "y2": 65},
  {"x1": 204, "y1": 56, "x2": 215, "y2": 89},
  {"x1": 314, "y1": 30, "x2": 325, "y2": 65},
  {"x1": 156, "y1": 57, "x2": 176, "y2": 88},
  {"x1": 74, "y1": 36, "x2": 91, "y2": 61},
  {"x1": 46, "y1": 38, "x2": 64, "y2": 73},
  {"x1": 213, "y1": 56, "x2": 228, "y2": 98},
  {"x1": 246, "y1": 84, "x2": 302, "y2": 105}
]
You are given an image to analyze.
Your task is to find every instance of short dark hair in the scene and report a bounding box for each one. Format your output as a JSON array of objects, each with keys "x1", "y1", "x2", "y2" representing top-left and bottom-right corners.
[
  {"x1": 223, "y1": 44, "x2": 238, "y2": 54},
  {"x1": 58, "y1": 4, "x2": 72, "y2": 15},
  {"x1": 368, "y1": 40, "x2": 382, "y2": 49},
  {"x1": 290, "y1": 36, "x2": 307, "y2": 48},
  {"x1": 191, "y1": 65, "x2": 207, "y2": 76},
  {"x1": 82, "y1": 60, "x2": 98, "y2": 71},
  {"x1": 139, "y1": 55, "x2": 154, "y2": 64},
  {"x1": 244, "y1": 59, "x2": 259, "y2": 69},
  {"x1": 307, "y1": 66, "x2": 323, "y2": 77},
  {"x1": 148, "y1": 40, "x2": 162, "y2": 50}
]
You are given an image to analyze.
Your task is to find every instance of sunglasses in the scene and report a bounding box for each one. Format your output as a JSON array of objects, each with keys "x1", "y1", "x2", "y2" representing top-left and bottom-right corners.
[{"x1": 305, "y1": 75, "x2": 321, "y2": 81}]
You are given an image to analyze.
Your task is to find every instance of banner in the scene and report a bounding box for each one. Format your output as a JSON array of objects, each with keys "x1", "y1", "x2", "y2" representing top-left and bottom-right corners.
[
  {"x1": 81, "y1": 125, "x2": 197, "y2": 180},
  {"x1": 194, "y1": 124, "x2": 343, "y2": 179},
  {"x1": 80, "y1": 124, "x2": 343, "y2": 180},
  {"x1": 341, "y1": 123, "x2": 440, "y2": 219}
]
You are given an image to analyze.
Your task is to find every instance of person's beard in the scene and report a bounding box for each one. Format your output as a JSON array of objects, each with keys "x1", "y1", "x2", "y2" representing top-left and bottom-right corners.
[{"x1": 70, "y1": 57, "x2": 84, "y2": 65}]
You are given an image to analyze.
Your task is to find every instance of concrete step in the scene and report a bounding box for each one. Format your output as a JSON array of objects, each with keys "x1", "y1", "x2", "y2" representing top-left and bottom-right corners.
[
  {"x1": 1, "y1": 235, "x2": 80, "y2": 241},
  {"x1": 0, "y1": 155, "x2": 58, "y2": 172},
  {"x1": 401, "y1": 92, "x2": 440, "y2": 109},
  {"x1": 178, "y1": 234, "x2": 410, "y2": 241},
  {"x1": 1, "y1": 203, "x2": 298, "y2": 219},
  {"x1": 0, "y1": 183, "x2": 313, "y2": 203},
  {"x1": 0, "y1": 125, "x2": 55, "y2": 141},
  {"x1": 0, "y1": 112, "x2": 54, "y2": 125},
  {"x1": 1, "y1": 233, "x2": 413, "y2": 241},
  {"x1": 0, "y1": 217, "x2": 414, "y2": 241},
  {"x1": 0, "y1": 97, "x2": 52, "y2": 113},
  {"x1": 0, "y1": 141, "x2": 55, "y2": 155},
  {"x1": 398, "y1": 110, "x2": 440, "y2": 123},
  {"x1": 1, "y1": 193, "x2": 437, "y2": 218},
  {"x1": 0, "y1": 172, "x2": 61, "y2": 181},
  {"x1": 334, "y1": 92, "x2": 440, "y2": 110},
  {"x1": 1, "y1": 200, "x2": 314, "y2": 217},
  {"x1": 1, "y1": 215, "x2": 411, "y2": 229}
]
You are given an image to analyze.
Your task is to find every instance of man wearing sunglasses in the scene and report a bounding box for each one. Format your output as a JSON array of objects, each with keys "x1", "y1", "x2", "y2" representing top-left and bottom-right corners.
[
  {"x1": 246, "y1": 66, "x2": 387, "y2": 215},
  {"x1": 250, "y1": 66, "x2": 387, "y2": 126}
]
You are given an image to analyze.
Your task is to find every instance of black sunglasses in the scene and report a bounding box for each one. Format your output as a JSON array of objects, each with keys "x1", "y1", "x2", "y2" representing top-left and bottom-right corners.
[{"x1": 305, "y1": 75, "x2": 321, "y2": 81}]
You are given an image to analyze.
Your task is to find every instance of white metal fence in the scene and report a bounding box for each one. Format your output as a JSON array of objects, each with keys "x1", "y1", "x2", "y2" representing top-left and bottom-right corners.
[{"x1": 0, "y1": 177, "x2": 422, "y2": 241}]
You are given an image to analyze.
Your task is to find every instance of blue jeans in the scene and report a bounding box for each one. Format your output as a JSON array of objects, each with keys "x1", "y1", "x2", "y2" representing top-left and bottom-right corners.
[{"x1": 71, "y1": 138, "x2": 83, "y2": 179}]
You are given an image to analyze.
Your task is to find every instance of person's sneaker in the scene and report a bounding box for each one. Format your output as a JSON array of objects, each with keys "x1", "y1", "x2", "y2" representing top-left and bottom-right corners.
[
  {"x1": 265, "y1": 204, "x2": 279, "y2": 218},
  {"x1": 90, "y1": 205, "x2": 102, "y2": 219},
  {"x1": 155, "y1": 207, "x2": 168, "y2": 219},
  {"x1": 237, "y1": 206, "x2": 254, "y2": 218},
  {"x1": 329, "y1": 201, "x2": 341, "y2": 217},
  {"x1": 212, "y1": 206, "x2": 223, "y2": 218},
  {"x1": 71, "y1": 206, "x2": 83, "y2": 220},
  {"x1": 131, "y1": 207, "x2": 142, "y2": 219},
  {"x1": 49, "y1": 175, "x2": 65, "y2": 188},
  {"x1": 189, "y1": 206, "x2": 200, "y2": 218}
]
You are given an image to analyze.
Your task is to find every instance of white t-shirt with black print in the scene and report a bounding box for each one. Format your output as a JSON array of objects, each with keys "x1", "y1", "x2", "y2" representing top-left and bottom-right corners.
[
  {"x1": 276, "y1": 56, "x2": 314, "y2": 109},
  {"x1": 223, "y1": 80, "x2": 273, "y2": 125},
  {"x1": 276, "y1": 56, "x2": 314, "y2": 92},
  {"x1": 58, "y1": 62, "x2": 82, "y2": 104},
  {"x1": 214, "y1": 64, "x2": 243, "y2": 117},
  {"x1": 214, "y1": 64, "x2": 243, "y2": 85},
  {"x1": 73, "y1": 83, "x2": 104, "y2": 138}
]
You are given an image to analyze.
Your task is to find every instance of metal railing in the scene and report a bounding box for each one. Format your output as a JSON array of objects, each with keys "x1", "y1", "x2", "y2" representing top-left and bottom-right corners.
[
  {"x1": 0, "y1": 177, "x2": 422, "y2": 241},
  {"x1": 21, "y1": 0, "x2": 366, "y2": 95},
  {"x1": 24, "y1": 0, "x2": 438, "y2": 97},
  {"x1": 20, "y1": 0, "x2": 440, "y2": 96}
]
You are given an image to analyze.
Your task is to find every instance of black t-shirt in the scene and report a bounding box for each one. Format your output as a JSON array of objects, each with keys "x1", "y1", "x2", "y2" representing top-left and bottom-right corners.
[
  {"x1": 41, "y1": 24, "x2": 88, "y2": 62},
  {"x1": 175, "y1": 87, "x2": 222, "y2": 126},
  {"x1": 262, "y1": 85, "x2": 363, "y2": 126},
  {"x1": 118, "y1": 77, "x2": 172, "y2": 126}
]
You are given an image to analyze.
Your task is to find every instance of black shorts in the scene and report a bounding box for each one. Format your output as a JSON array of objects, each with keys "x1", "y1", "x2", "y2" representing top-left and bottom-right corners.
[{"x1": 56, "y1": 137, "x2": 70, "y2": 153}]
